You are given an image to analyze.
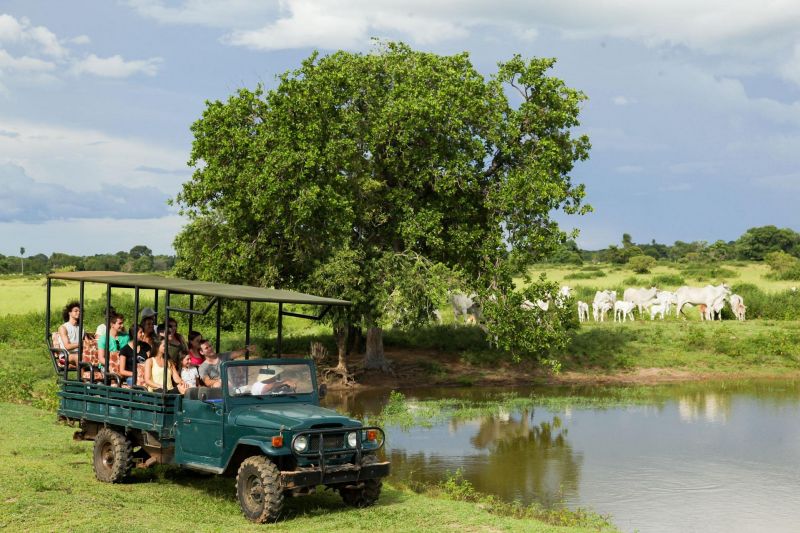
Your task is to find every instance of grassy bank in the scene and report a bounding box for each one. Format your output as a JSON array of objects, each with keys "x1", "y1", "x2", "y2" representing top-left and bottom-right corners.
[{"x1": 0, "y1": 403, "x2": 613, "y2": 532}]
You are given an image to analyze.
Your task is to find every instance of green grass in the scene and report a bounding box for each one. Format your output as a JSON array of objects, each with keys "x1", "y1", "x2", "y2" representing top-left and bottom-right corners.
[
  {"x1": 0, "y1": 275, "x2": 107, "y2": 316},
  {"x1": 560, "y1": 319, "x2": 800, "y2": 374},
  {"x1": 0, "y1": 404, "x2": 612, "y2": 532}
]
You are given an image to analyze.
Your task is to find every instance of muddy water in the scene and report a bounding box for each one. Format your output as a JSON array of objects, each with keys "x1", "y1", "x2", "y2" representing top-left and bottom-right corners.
[{"x1": 324, "y1": 380, "x2": 800, "y2": 533}]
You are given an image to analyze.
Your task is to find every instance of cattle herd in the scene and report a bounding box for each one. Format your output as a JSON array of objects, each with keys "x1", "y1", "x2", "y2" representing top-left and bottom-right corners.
[
  {"x1": 448, "y1": 283, "x2": 747, "y2": 326},
  {"x1": 582, "y1": 283, "x2": 746, "y2": 323}
]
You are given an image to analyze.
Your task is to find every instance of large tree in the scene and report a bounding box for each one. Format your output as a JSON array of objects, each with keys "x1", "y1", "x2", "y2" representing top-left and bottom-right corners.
[{"x1": 174, "y1": 42, "x2": 590, "y2": 372}]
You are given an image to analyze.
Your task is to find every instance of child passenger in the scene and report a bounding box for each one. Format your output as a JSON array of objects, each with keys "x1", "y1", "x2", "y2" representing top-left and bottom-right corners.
[{"x1": 180, "y1": 352, "x2": 202, "y2": 391}]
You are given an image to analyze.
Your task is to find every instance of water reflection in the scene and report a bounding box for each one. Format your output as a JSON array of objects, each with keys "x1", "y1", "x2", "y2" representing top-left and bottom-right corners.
[
  {"x1": 325, "y1": 380, "x2": 800, "y2": 533},
  {"x1": 677, "y1": 392, "x2": 731, "y2": 424}
]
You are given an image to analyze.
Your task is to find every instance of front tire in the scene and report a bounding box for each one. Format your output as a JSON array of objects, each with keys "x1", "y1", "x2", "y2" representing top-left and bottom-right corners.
[
  {"x1": 92, "y1": 427, "x2": 132, "y2": 483},
  {"x1": 236, "y1": 456, "x2": 284, "y2": 523},
  {"x1": 340, "y1": 455, "x2": 382, "y2": 508}
]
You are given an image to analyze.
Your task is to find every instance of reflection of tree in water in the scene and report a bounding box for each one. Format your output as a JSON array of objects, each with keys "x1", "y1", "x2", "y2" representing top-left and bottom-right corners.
[
  {"x1": 470, "y1": 410, "x2": 582, "y2": 505},
  {"x1": 677, "y1": 392, "x2": 732, "y2": 424},
  {"x1": 389, "y1": 410, "x2": 582, "y2": 506}
]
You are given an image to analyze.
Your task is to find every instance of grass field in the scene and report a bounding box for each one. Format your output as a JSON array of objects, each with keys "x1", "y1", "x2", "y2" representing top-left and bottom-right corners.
[
  {"x1": 521, "y1": 261, "x2": 797, "y2": 293},
  {"x1": 0, "y1": 275, "x2": 107, "y2": 316}
]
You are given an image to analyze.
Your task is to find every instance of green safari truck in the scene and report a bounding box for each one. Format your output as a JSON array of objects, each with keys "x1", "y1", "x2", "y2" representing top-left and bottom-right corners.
[{"x1": 46, "y1": 272, "x2": 389, "y2": 523}]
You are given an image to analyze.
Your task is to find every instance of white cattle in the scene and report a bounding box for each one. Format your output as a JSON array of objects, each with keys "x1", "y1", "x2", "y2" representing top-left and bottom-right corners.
[
  {"x1": 730, "y1": 294, "x2": 746, "y2": 321},
  {"x1": 577, "y1": 301, "x2": 589, "y2": 323},
  {"x1": 592, "y1": 290, "x2": 616, "y2": 321},
  {"x1": 675, "y1": 284, "x2": 731, "y2": 319},
  {"x1": 654, "y1": 291, "x2": 677, "y2": 315},
  {"x1": 649, "y1": 301, "x2": 669, "y2": 320},
  {"x1": 623, "y1": 287, "x2": 658, "y2": 316},
  {"x1": 614, "y1": 301, "x2": 636, "y2": 322},
  {"x1": 450, "y1": 293, "x2": 480, "y2": 324},
  {"x1": 526, "y1": 285, "x2": 572, "y2": 313}
]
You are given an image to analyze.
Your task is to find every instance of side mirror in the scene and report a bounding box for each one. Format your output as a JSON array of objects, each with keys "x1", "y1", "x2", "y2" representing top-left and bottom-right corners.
[{"x1": 318, "y1": 384, "x2": 327, "y2": 399}]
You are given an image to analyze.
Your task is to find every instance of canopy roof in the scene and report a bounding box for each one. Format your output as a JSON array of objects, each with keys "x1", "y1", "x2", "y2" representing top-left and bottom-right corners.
[{"x1": 48, "y1": 272, "x2": 350, "y2": 306}]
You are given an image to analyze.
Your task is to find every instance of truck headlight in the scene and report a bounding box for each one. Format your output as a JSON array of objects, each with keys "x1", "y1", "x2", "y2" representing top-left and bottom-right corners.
[
  {"x1": 293, "y1": 435, "x2": 308, "y2": 452},
  {"x1": 347, "y1": 431, "x2": 358, "y2": 448}
]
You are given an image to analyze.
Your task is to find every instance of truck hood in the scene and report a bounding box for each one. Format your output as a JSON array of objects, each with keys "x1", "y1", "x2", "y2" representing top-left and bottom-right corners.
[{"x1": 229, "y1": 403, "x2": 360, "y2": 430}]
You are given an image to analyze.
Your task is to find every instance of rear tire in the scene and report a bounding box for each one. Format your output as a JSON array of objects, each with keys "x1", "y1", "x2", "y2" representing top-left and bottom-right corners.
[
  {"x1": 92, "y1": 427, "x2": 132, "y2": 483},
  {"x1": 340, "y1": 455, "x2": 382, "y2": 508},
  {"x1": 236, "y1": 456, "x2": 284, "y2": 523}
]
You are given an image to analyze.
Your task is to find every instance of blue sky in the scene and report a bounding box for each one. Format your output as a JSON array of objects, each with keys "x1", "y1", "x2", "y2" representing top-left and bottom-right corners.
[{"x1": 1, "y1": 1, "x2": 798, "y2": 256}]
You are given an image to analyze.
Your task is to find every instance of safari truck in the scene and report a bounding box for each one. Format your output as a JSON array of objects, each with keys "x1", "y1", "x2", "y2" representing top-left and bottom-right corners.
[{"x1": 45, "y1": 272, "x2": 389, "y2": 523}]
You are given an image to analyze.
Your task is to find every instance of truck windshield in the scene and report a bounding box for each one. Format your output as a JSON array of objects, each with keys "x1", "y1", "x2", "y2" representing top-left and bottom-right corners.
[{"x1": 227, "y1": 364, "x2": 314, "y2": 397}]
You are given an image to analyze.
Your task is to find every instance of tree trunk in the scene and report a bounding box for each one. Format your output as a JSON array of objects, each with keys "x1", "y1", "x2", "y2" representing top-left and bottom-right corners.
[
  {"x1": 364, "y1": 326, "x2": 390, "y2": 372},
  {"x1": 334, "y1": 324, "x2": 348, "y2": 371}
]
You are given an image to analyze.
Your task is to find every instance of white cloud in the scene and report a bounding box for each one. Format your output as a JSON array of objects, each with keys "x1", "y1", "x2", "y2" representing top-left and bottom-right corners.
[
  {"x1": 0, "y1": 49, "x2": 55, "y2": 71},
  {"x1": 71, "y1": 54, "x2": 162, "y2": 78},
  {"x1": 755, "y1": 172, "x2": 800, "y2": 191},
  {"x1": 126, "y1": 0, "x2": 279, "y2": 28},
  {"x1": 613, "y1": 96, "x2": 633, "y2": 106},
  {"x1": 0, "y1": 116, "x2": 189, "y2": 195},
  {"x1": 0, "y1": 14, "x2": 25, "y2": 42},
  {"x1": 0, "y1": 162, "x2": 172, "y2": 222},
  {"x1": 0, "y1": 214, "x2": 186, "y2": 256},
  {"x1": 69, "y1": 35, "x2": 91, "y2": 45}
]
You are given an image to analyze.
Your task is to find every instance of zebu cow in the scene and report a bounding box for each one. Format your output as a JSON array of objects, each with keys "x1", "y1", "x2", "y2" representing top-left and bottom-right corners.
[
  {"x1": 675, "y1": 284, "x2": 731, "y2": 319},
  {"x1": 730, "y1": 294, "x2": 746, "y2": 321},
  {"x1": 654, "y1": 291, "x2": 677, "y2": 315},
  {"x1": 529, "y1": 286, "x2": 572, "y2": 312},
  {"x1": 614, "y1": 301, "x2": 636, "y2": 322},
  {"x1": 592, "y1": 290, "x2": 616, "y2": 321},
  {"x1": 450, "y1": 293, "x2": 480, "y2": 324},
  {"x1": 577, "y1": 301, "x2": 589, "y2": 323},
  {"x1": 623, "y1": 287, "x2": 658, "y2": 316}
]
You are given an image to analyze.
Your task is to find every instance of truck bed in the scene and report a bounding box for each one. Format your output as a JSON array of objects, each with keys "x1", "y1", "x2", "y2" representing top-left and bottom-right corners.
[{"x1": 58, "y1": 381, "x2": 180, "y2": 438}]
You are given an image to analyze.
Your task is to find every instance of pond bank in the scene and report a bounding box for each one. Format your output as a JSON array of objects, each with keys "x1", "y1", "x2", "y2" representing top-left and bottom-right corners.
[{"x1": 320, "y1": 319, "x2": 800, "y2": 390}]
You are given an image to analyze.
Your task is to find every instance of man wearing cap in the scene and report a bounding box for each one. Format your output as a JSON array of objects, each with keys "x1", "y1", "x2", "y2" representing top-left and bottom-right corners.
[{"x1": 198, "y1": 340, "x2": 259, "y2": 388}]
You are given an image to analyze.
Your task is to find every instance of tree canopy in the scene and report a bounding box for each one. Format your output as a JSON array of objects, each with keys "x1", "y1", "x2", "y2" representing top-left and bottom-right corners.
[{"x1": 174, "y1": 42, "x2": 590, "y2": 368}]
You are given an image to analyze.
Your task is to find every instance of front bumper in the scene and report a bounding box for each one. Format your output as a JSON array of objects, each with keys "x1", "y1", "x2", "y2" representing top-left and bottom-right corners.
[{"x1": 281, "y1": 460, "x2": 391, "y2": 489}]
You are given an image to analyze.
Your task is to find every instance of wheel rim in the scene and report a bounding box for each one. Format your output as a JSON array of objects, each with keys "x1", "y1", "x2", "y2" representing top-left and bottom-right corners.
[
  {"x1": 244, "y1": 473, "x2": 265, "y2": 511},
  {"x1": 100, "y1": 441, "x2": 114, "y2": 471}
]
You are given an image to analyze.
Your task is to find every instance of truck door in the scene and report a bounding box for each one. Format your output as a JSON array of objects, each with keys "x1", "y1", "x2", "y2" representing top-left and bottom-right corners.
[{"x1": 177, "y1": 398, "x2": 224, "y2": 465}]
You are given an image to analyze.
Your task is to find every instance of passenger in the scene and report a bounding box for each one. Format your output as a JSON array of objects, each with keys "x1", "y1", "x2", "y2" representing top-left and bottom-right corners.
[
  {"x1": 143, "y1": 340, "x2": 185, "y2": 393},
  {"x1": 198, "y1": 340, "x2": 258, "y2": 388},
  {"x1": 94, "y1": 306, "x2": 116, "y2": 339},
  {"x1": 180, "y1": 352, "x2": 202, "y2": 391},
  {"x1": 118, "y1": 327, "x2": 151, "y2": 386},
  {"x1": 96, "y1": 312, "x2": 129, "y2": 364},
  {"x1": 162, "y1": 317, "x2": 188, "y2": 368},
  {"x1": 187, "y1": 331, "x2": 204, "y2": 366},
  {"x1": 57, "y1": 301, "x2": 81, "y2": 365},
  {"x1": 139, "y1": 308, "x2": 158, "y2": 347}
]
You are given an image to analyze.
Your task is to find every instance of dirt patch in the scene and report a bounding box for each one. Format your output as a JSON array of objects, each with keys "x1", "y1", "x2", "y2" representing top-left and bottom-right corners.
[{"x1": 320, "y1": 348, "x2": 800, "y2": 390}]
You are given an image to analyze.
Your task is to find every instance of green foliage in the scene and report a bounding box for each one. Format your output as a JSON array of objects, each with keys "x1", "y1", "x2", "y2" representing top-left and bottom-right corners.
[
  {"x1": 731, "y1": 284, "x2": 800, "y2": 320},
  {"x1": 680, "y1": 263, "x2": 737, "y2": 282},
  {"x1": 481, "y1": 276, "x2": 577, "y2": 363},
  {"x1": 650, "y1": 273, "x2": 685, "y2": 286},
  {"x1": 564, "y1": 270, "x2": 606, "y2": 280},
  {"x1": 765, "y1": 251, "x2": 800, "y2": 280},
  {"x1": 174, "y1": 41, "x2": 590, "y2": 360},
  {"x1": 736, "y1": 225, "x2": 800, "y2": 260},
  {"x1": 627, "y1": 255, "x2": 656, "y2": 274}
]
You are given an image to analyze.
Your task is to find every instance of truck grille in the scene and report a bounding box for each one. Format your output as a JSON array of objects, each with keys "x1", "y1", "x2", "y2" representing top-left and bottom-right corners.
[{"x1": 309, "y1": 433, "x2": 345, "y2": 451}]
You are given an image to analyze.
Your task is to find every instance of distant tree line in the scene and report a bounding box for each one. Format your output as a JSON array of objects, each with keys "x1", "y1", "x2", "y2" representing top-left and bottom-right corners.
[
  {"x1": 545, "y1": 225, "x2": 800, "y2": 265},
  {"x1": 0, "y1": 245, "x2": 175, "y2": 275}
]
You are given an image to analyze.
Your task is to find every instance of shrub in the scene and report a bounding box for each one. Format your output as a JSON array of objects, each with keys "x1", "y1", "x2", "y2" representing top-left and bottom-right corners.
[
  {"x1": 731, "y1": 284, "x2": 800, "y2": 320},
  {"x1": 564, "y1": 270, "x2": 606, "y2": 280},
  {"x1": 765, "y1": 251, "x2": 800, "y2": 280},
  {"x1": 650, "y1": 274, "x2": 685, "y2": 287},
  {"x1": 628, "y1": 255, "x2": 656, "y2": 274},
  {"x1": 680, "y1": 263, "x2": 737, "y2": 281}
]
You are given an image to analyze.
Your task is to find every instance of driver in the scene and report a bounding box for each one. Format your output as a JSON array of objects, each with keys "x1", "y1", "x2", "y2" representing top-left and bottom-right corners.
[{"x1": 251, "y1": 366, "x2": 295, "y2": 395}]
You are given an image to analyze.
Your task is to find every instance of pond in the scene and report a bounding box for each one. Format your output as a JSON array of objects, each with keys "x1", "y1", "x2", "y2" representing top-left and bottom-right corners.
[{"x1": 324, "y1": 379, "x2": 800, "y2": 533}]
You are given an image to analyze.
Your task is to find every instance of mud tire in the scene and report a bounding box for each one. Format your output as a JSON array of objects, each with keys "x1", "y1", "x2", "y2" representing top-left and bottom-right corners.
[
  {"x1": 92, "y1": 427, "x2": 133, "y2": 483},
  {"x1": 236, "y1": 456, "x2": 284, "y2": 523},
  {"x1": 340, "y1": 455, "x2": 382, "y2": 508}
]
